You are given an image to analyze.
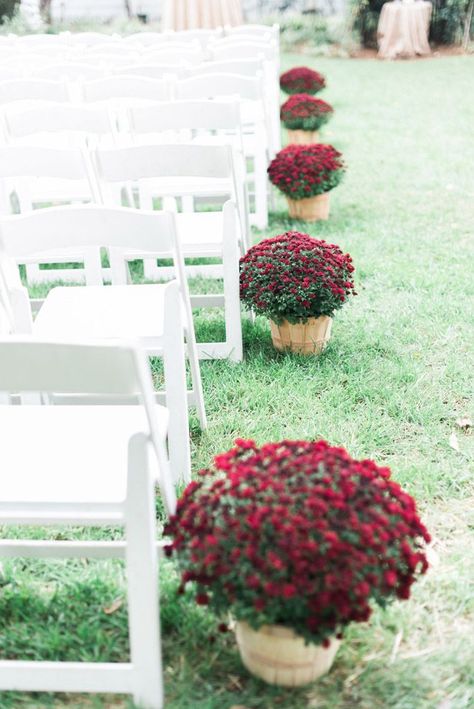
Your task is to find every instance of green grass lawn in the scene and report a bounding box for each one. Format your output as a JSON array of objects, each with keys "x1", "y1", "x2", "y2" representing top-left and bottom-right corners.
[{"x1": 1, "y1": 54, "x2": 474, "y2": 708}]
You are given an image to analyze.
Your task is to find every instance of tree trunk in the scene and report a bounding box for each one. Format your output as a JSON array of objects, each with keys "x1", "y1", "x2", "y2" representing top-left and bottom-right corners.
[
  {"x1": 463, "y1": 0, "x2": 474, "y2": 49},
  {"x1": 39, "y1": 0, "x2": 52, "y2": 24}
]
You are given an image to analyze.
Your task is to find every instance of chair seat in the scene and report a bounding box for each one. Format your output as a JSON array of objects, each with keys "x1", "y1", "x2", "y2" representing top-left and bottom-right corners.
[
  {"x1": 0, "y1": 405, "x2": 168, "y2": 509},
  {"x1": 176, "y1": 211, "x2": 224, "y2": 254},
  {"x1": 141, "y1": 175, "x2": 233, "y2": 198},
  {"x1": 34, "y1": 284, "x2": 167, "y2": 341}
]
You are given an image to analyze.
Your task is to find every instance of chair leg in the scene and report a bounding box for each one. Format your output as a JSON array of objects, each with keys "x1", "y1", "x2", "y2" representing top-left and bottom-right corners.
[
  {"x1": 222, "y1": 202, "x2": 243, "y2": 362},
  {"x1": 185, "y1": 328, "x2": 208, "y2": 430},
  {"x1": 253, "y1": 145, "x2": 269, "y2": 230},
  {"x1": 163, "y1": 284, "x2": 192, "y2": 483},
  {"x1": 125, "y1": 433, "x2": 163, "y2": 709}
]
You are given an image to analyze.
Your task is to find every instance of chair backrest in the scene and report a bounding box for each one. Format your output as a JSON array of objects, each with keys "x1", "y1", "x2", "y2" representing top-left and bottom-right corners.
[
  {"x1": 225, "y1": 23, "x2": 279, "y2": 35},
  {"x1": 78, "y1": 53, "x2": 138, "y2": 67},
  {"x1": 0, "y1": 79, "x2": 69, "y2": 105},
  {"x1": 87, "y1": 42, "x2": 135, "y2": 56},
  {"x1": 0, "y1": 334, "x2": 177, "y2": 511},
  {"x1": 184, "y1": 58, "x2": 264, "y2": 78},
  {"x1": 168, "y1": 28, "x2": 223, "y2": 44},
  {"x1": 82, "y1": 76, "x2": 169, "y2": 103},
  {"x1": 111, "y1": 63, "x2": 188, "y2": 79},
  {"x1": 0, "y1": 68, "x2": 24, "y2": 81},
  {"x1": 4, "y1": 103, "x2": 114, "y2": 141},
  {"x1": 16, "y1": 33, "x2": 70, "y2": 48},
  {"x1": 68, "y1": 32, "x2": 120, "y2": 46},
  {"x1": 213, "y1": 34, "x2": 273, "y2": 46},
  {"x1": 142, "y1": 46, "x2": 203, "y2": 64},
  {"x1": 0, "y1": 145, "x2": 99, "y2": 213},
  {"x1": 0, "y1": 204, "x2": 178, "y2": 259},
  {"x1": 124, "y1": 32, "x2": 167, "y2": 46},
  {"x1": 32, "y1": 62, "x2": 106, "y2": 81},
  {"x1": 0, "y1": 336, "x2": 152, "y2": 396},
  {"x1": 0, "y1": 144, "x2": 95, "y2": 181},
  {"x1": 211, "y1": 42, "x2": 277, "y2": 62},
  {"x1": 176, "y1": 72, "x2": 263, "y2": 102},
  {"x1": 128, "y1": 99, "x2": 241, "y2": 134},
  {"x1": 93, "y1": 143, "x2": 233, "y2": 182}
]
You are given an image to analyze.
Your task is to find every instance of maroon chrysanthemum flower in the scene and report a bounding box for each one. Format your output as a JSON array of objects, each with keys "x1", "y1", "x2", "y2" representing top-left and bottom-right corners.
[
  {"x1": 280, "y1": 94, "x2": 334, "y2": 131},
  {"x1": 268, "y1": 143, "x2": 345, "y2": 200},
  {"x1": 239, "y1": 231, "x2": 356, "y2": 323},
  {"x1": 165, "y1": 440, "x2": 431, "y2": 647},
  {"x1": 280, "y1": 66, "x2": 326, "y2": 95}
]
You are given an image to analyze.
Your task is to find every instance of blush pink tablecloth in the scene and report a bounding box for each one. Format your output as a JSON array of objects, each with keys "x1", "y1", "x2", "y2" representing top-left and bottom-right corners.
[
  {"x1": 377, "y1": 0, "x2": 432, "y2": 59},
  {"x1": 163, "y1": 0, "x2": 243, "y2": 30}
]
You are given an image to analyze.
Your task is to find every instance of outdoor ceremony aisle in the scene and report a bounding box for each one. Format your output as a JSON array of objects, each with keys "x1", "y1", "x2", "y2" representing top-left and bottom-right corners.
[{"x1": 1, "y1": 53, "x2": 473, "y2": 708}]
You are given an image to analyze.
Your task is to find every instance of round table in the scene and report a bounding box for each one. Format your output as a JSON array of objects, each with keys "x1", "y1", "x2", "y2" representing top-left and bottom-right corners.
[
  {"x1": 377, "y1": 0, "x2": 432, "y2": 59},
  {"x1": 162, "y1": 0, "x2": 243, "y2": 31}
]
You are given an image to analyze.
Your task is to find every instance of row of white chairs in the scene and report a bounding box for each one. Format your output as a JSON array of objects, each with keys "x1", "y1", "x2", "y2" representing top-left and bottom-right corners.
[
  {"x1": 0, "y1": 31, "x2": 279, "y2": 65},
  {"x1": 0, "y1": 23, "x2": 279, "y2": 48},
  {"x1": 0, "y1": 28, "x2": 281, "y2": 157},
  {"x1": 0, "y1": 78, "x2": 271, "y2": 228},
  {"x1": 0, "y1": 138, "x2": 245, "y2": 350},
  {"x1": 0, "y1": 204, "x2": 211, "y2": 485}
]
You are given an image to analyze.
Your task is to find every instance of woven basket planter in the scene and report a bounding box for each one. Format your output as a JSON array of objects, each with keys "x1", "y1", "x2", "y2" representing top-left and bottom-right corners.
[
  {"x1": 286, "y1": 193, "x2": 330, "y2": 222},
  {"x1": 236, "y1": 622, "x2": 340, "y2": 687},
  {"x1": 287, "y1": 128, "x2": 320, "y2": 145},
  {"x1": 270, "y1": 316, "x2": 332, "y2": 355}
]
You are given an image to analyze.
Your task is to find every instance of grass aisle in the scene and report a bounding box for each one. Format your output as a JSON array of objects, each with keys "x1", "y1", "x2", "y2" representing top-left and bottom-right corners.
[{"x1": 1, "y1": 55, "x2": 473, "y2": 708}]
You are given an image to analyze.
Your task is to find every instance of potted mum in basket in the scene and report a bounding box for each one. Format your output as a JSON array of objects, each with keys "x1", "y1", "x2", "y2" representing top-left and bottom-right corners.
[
  {"x1": 280, "y1": 66, "x2": 326, "y2": 95},
  {"x1": 165, "y1": 439, "x2": 431, "y2": 687},
  {"x1": 281, "y1": 94, "x2": 334, "y2": 145},
  {"x1": 240, "y1": 231, "x2": 356, "y2": 354},
  {"x1": 268, "y1": 144, "x2": 345, "y2": 222}
]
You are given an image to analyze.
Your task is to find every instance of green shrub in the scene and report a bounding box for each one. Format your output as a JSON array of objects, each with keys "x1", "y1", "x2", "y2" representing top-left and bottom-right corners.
[
  {"x1": 430, "y1": 0, "x2": 472, "y2": 44},
  {"x1": 0, "y1": 0, "x2": 18, "y2": 23},
  {"x1": 351, "y1": 0, "x2": 473, "y2": 47}
]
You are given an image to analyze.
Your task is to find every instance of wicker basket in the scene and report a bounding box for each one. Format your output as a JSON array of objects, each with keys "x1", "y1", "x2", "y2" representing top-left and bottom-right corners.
[
  {"x1": 287, "y1": 128, "x2": 320, "y2": 145},
  {"x1": 270, "y1": 316, "x2": 332, "y2": 355},
  {"x1": 286, "y1": 193, "x2": 330, "y2": 222},
  {"x1": 236, "y1": 622, "x2": 340, "y2": 687}
]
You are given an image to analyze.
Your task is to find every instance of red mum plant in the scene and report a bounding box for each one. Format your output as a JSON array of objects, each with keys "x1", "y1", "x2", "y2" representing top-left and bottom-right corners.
[
  {"x1": 280, "y1": 94, "x2": 334, "y2": 132},
  {"x1": 268, "y1": 144, "x2": 345, "y2": 200},
  {"x1": 280, "y1": 67, "x2": 326, "y2": 95},
  {"x1": 239, "y1": 231, "x2": 356, "y2": 324},
  {"x1": 165, "y1": 439, "x2": 431, "y2": 647}
]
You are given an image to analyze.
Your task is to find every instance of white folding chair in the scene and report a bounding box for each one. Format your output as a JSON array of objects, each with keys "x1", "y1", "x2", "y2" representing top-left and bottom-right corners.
[
  {"x1": 142, "y1": 45, "x2": 204, "y2": 64},
  {"x1": 0, "y1": 67, "x2": 24, "y2": 81},
  {"x1": 32, "y1": 62, "x2": 108, "y2": 81},
  {"x1": 67, "y1": 32, "x2": 121, "y2": 47},
  {"x1": 93, "y1": 144, "x2": 244, "y2": 361},
  {"x1": 0, "y1": 204, "x2": 207, "y2": 479},
  {"x1": 184, "y1": 57, "x2": 265, "y2": 78},
  {"x1": 16, "y1": 33, "x2": 71, "y2": 48},
  {"x1": 127, "y1": 99, "x2": 250, "y2": 248},
  {"x1": 0, "y1": 79, "x2": 69, "y2": 105},
  {"x1": 3, "y1": 102, "x2": 116, "y2": 148},
  {"x1": 78, "y1": 53, "x2": 140, "y2": 68},
  {"x1": 165, "y1": 28, "x2": 223, "y2": 45},
  {"x1": 111, "y1": 63, "x2": 189, "y2": 79},
  {"x1": 0, "y1": 336, "x2": 175, "y2": 708},
  {"x1": 0, "y1": 144, "x2": 100, "y2": 283},
  {"x1": 124, "y1": 32, "x2": 167, "y2": 47},
  {"x1": 208, "y1": 41, "x2": 281, "y2": 155},
  {"x1": 224, "y1": 23, "x2": 280, "y2": 41},
  {"x1": 176, "y1": 72, "x2": 269, "y2": 228}
]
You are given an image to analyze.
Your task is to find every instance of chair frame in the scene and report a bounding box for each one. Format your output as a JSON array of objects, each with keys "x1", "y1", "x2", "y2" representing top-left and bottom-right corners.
[{"x1": 0, "y1": 336, "x2": 175, "y2": 708}]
